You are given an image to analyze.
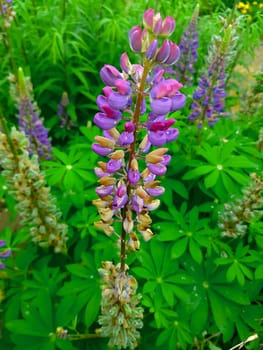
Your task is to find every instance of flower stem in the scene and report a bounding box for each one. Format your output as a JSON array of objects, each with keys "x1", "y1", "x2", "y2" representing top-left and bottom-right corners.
[{"x1": 120, "y1": 60, "x2": 151, "y2": 272}]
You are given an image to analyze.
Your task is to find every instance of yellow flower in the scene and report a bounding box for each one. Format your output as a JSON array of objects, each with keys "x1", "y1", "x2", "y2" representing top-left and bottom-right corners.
[
  {"x1": 237, "y1": 2, "x2": 245, "y2": 8},
  {"x1": 241, "y1": 8, "x2": 247, "y2": 13},
  {"x1": 259, "y1": 3, "x2": 263, "y2": 7},
  {"x1": 252, "y1": 1, "x2": 258, "y2": 4}
]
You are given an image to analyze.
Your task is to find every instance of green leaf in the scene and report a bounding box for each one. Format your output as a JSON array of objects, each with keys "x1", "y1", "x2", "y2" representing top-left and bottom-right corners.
[
  {"x1": 223, "y1": 156, "x2": 257, "y2": 168},
  {"x1": 171, "y1": 237, "x2": 188, "y2": 259},
  {"x1": 84, "y1": 293, "x2": 101, "y2": 328},
  {"x1": 191, "y1": 298, "x2": 208, "y2": 334},
  {"x1": 133, "y1": 267, "x2": 154, "y2": 279},
  {"x1": 183, "y1": 165, "x2": 214, "y2": 180},
  {"x1": 170, "y1": 179, "x2": 189, "y2": 199},
  {"x1": 189, "y1": 239, "x2": 203, "y2": 264},
  {"x1": 226, "y1": 264, "x2": 236, "y2": 282},
  {"x1": 255, "y1": 264, "x2": 263, "y2": 279},
  {"x1": 161, "y1": 283, "x2": 174, "y2": 306},
  {"x1": 204, "y1": 170, "x2": 219, "y2": 188},
  {"x1": 66, "y1": 264, "x2": 90, "y2": 278}
]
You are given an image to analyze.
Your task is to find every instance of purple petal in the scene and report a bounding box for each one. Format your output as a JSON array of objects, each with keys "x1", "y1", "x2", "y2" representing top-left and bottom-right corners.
[
  {"x1": 94, "y1": 167, "x2": 110, "y2": 178},
  {"x1": 0, "y1": 250, "x2": 11, "y2": 258},
  {"x1": 106, "y1": 158, "x2": 123, "y2": 173},
  {"x1": 145, "y1": 186, "x2": 165, "y2": 197},
  {"x1": 96, "y1": 185, "x2": 114, "y2": 197},
  {"x1": 150, "y1": 97, "x2": 172, "y2": 116},
  {"x1": 170, "y1": 93, "x2": 186, "y2": 111},
  {"x1": 112, "y1": 194, "x2": 128, "y2": 209},
  {"x1": 164, "y1": 43, "x2": 180, "y2": 65},
  {"x1": 156, "y1": 40, "x2": 170, "y2": 63},
  {"x1": 94, "y1": 113, "x2": 117, "y2": 130},
  {"x1": 92, "y1": 143, "x2": 113, "y2": 156},
  {"x1": 131, "y1": 194, "x2": 144, "y2": 213},
  {"x1": 128, "y1": 169, "x2": 140, "y2": 185},
  {"x1": 148, "y1": 130, "x2": 167, "y2": 146},
  {"x1": 161, "y1": 16, "x2": 176, "y2": 36},
  {"x1": 108, "y1": 92, "x2": 130, "y2": 110},
  {"x1": 119, "y1": 132, "x2": 134, "y2": 146},
  {"x1": 129, "y1": 26, "x2": 142, "y2": 52},
  {"x1": 100, "y1": 65, "x2": 122, "y2": 86},
  {"x1": 153, "y1": 17, "x2": 162, "y2": 35},
  {"x1": 166, "y1": 128, "x2": 179, "y2": 142},
  {"x1": 161, "y1": 154, "x2": 171, "y2": 166},
  {"x1": 146, "y1": 39, "x2": 158, "y2": 60},
  {"x1": 147, "y1": 163, "x2": 167, "y2": 176},
  {"x1": 0, "y1": 240, "x2": 6, "y2": 248},
  {"x1": 120, "y1": 52, "x2": 131, "y2": 74}
]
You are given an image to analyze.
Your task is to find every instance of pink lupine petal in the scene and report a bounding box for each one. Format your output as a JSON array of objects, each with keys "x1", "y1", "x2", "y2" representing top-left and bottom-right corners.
[
  {"x1": 120, "y1": 52, "x2": 132, "y2": 74},
  {"x1": 143, "y1": 9, "x2": 154, "y2": 30},
  {"x1": 161, "y1": 16, "x2": 176, "y2": 36},
  {"x1": 115, "y1": 79, "x2": 131, "y2": 95},
  {"x1": 129, "y1": 26, "x2": 142, "y2": 52},
  {"x1": 153, "y1": 17, "x2": 162, "y2": 35},
  {"x1": 164, "y1": 43, "x2": 180, "y2": 65},
  {"x1": 156, "y1": 40, "x2": 170, "y2": 63},
  {"x1": 100, "y1": 65, "x2": 122, "y2": 86}
]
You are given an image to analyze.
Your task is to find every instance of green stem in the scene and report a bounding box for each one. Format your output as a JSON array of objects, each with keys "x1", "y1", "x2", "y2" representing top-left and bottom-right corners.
[
  {"x1": 120, "y1": 60, "x2": 152, "y2": 272},
  {"x1": 69, "y1": 333, "x2": 101, "y2": 340}
]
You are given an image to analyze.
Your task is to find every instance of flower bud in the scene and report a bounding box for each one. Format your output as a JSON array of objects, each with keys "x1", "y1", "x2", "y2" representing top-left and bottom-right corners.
[{"x1": 129, "y1": 26, "x2": 143, "y2": 52}]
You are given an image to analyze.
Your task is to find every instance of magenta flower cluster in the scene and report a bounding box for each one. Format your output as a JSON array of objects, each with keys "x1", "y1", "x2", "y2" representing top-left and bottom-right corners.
[
  {"x1": 92, "y1": 9, "x2": 185, "y2": 248},
  {"x1": 0, "y1": 240, "x2": 11, "y2": 270}
]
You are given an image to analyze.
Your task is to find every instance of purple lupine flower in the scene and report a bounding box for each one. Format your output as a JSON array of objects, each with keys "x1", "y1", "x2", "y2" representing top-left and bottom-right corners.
[
  {"x1": 0, "y1": 240, "x2": 11, "y2": 270},
  {"x1": 174, "y1": 4, "x2": 199, "y2": 86},
  {"x1": 188, "y1": 55, "x2": 227, "y2": 128},
  {"x1": 92, "y1": 8, "x2": 185, "y2": 261},
  {"x1": 17, "y1": 68, "x2": 52, "y2": 159}
]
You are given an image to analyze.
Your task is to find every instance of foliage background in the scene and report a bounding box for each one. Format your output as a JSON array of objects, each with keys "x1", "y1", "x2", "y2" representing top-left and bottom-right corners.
[{"x1": 0, "y1": 0, "x2": 263, "y2": 349}]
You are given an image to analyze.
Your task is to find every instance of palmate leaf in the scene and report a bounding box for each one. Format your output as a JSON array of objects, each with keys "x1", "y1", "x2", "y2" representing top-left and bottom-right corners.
[{"x1": 183, "y1": 165, "x2": 215, "y2": 180}]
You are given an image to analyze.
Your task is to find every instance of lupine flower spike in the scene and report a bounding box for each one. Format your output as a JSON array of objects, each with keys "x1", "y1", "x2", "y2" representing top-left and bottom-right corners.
[
  {"x1": 0, "y1": 240, "x2": 11, "y2": 270},
  {"x1": 11, "y1": 67, "x2": 52, "y2": 159},
  {"x1": 175, "y1": 4, "x2": 199, "y2": 86},
  {"x1": 219, "y1": 173, "x2": 263, "y2": 238},
  {"x1": 57, "y1": 92, "x2": 75, "y2": 130},
  {"x1": 0, "y1": 127, "x2": 68, "y2": 253},
  {"x1": 188, "y1": 24, "x2": 235, "y2": 128},
  {"x1": 0, "y1": 0, "x2": 15, "y2": 28},
  {"x1": 92, "y1": 9, "x2": 185, "y2": 349}
]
